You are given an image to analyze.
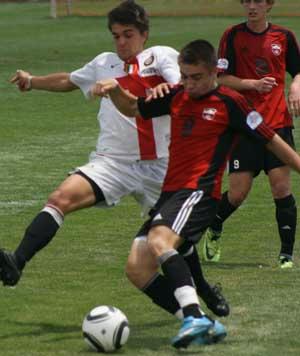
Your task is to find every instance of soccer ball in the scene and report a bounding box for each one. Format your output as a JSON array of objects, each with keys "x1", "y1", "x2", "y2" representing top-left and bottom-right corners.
[{"x1": 82, "y1": 305, "x2": 130, "y2": 352}]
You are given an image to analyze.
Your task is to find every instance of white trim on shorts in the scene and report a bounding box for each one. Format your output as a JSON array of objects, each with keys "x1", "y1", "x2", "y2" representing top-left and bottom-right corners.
[{"x1": 172, "y1": 190, "x2": 204, "y2": 234}]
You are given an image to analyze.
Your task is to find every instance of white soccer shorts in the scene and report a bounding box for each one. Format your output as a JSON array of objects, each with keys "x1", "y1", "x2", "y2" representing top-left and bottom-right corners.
[{"x1": 75, "y1": 153, "x2": 168, "y2": 214}]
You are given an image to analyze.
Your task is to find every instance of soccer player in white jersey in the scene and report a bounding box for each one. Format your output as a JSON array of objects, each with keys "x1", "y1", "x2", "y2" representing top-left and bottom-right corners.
[{"x1": 1, "y1": 1, "x2": 228, "y2": 319}]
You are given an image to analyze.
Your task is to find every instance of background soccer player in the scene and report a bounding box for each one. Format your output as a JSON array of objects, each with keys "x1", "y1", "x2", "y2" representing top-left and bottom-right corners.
[
  {"x1": 203, "y1": 0, "x2": 300, "y2": 267},
  {"x1": 91, "y1": 38, "x2": 300, "y2": 349}
]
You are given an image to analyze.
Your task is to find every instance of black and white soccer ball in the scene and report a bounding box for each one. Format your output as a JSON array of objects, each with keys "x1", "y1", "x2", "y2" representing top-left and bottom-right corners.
[{"x1": 82, "y1": 305, "x2": 130, "y2": 353}]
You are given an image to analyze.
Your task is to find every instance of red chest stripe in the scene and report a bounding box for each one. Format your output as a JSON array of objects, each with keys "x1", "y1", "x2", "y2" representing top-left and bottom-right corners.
[{"x1": 117, "y1": 62, "x2": 165, "y2": 160}]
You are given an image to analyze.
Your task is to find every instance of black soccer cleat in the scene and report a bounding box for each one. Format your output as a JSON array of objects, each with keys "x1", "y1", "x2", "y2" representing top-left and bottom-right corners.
[
  {"x1": 0, "y1": 249, "x2": 22, "y2": 286},
  {"x1": 199, "y1": 284, "x2": 230, "y2": 317}
]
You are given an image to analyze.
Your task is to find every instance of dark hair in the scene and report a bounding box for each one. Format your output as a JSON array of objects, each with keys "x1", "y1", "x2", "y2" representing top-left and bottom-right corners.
[
  {"x1": 179, "y1": 40, "x2": 217, "y2": 69},
  {"x1": 108, "y1": 0, "x2": 149, "y2": 33}
]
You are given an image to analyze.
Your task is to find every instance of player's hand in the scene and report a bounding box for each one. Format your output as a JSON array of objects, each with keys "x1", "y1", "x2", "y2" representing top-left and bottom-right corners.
[
  {"x1": 145, "y1": 83, "x2": 174, "y2": 102},
  {"x1": 255, "y1": 77, "x2": 278, "y2": 93},
  {"x1": 288, "y1": 82, "x2": 300, "y2": 118},
  {"x1": 91, "y1": 79, "x2": 119, "y2": 98},
  {"x1": 10, "y1": 69, "x2": 32, "y2": 91}
]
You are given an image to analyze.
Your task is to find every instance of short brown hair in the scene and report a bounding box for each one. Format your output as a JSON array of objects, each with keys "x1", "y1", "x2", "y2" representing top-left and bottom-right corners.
[
  {"x1": 108, "y1": 1, "x2": 149, "y2": 33},
  {"x1": 179, "y1": 40, "x2": 217, "y2": 69}
]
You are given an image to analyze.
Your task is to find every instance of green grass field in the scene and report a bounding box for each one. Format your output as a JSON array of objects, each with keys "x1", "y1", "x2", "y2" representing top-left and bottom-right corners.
[
  {"x1": 55, "y1": 0, "x2": 300, "y2": 17},
  {"x1": 1, "y1": 2, "x2": 300, "y2": 356}
]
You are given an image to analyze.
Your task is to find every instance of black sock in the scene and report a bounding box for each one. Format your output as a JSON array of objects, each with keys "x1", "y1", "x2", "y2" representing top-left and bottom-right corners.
[
  {"x1": 14, "y1": 211, "x2": 61, "y2": 269},
  {"x1": 182, "y1": 304, "x2": 202, "y2": 318},
  {"x1": 142, "y1": 274, "x2": 180, "y2": 315},
  {"x1": 180, "y1": 245, "x2": 210, "y2": 294},
  {"x1": 160, "y1": 251, "x2": 201, "y2": 318},
  {"x1": 210, "y1": 191, "x2": 238, "y2": 233},
  {"x1": 275, "y1": 195, "x2": 297, "y2": 257}
]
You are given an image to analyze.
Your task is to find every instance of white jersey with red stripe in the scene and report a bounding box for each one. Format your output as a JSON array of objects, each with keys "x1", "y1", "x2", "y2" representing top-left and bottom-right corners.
[{"x1": 70, "y1": 46, "x2": 180, "y2": 161}]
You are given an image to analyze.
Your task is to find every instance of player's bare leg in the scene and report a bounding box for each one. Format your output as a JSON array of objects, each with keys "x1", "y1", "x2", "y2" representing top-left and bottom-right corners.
[
  {"x1": 127, "y1": 238, "x2": 229, "y2": 317},
  {"x1": 0, "y1": 173, "x2": 98, "y2": 286},
  {"x1": 147, "y1": 225, "x2": 226, "y2": 348}
]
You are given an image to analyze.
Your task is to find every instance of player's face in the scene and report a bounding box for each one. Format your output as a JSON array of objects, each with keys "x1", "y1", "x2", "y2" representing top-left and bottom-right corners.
[
  {"x1": 242, "y1": 0, "x2": 273, "y2": 24},
  {"x1": 179, "y1": 61, "x2": 217, "y2": 99},
  {"x1": 111, "y1": 23, "x2": 148, "y2": 61}
]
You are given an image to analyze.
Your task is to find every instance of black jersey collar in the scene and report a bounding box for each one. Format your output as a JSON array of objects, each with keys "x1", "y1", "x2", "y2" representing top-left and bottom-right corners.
[{"x1": 243, "y1": 21, "x2": 271, "y2": 36}]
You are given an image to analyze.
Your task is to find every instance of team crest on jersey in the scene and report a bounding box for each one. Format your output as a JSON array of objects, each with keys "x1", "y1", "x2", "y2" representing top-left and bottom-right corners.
[
  {"x1": 144, "y1": 55, "x2": 155, "y2": 66},
  {"x1": 255, "y1": 57, "x2": 271, "y2": 75},
  {"x1": 202, "y1": 108, "x2": 217, "y2": 121},
  {"x1": 246, "y1": 111, "x2": 263, "y2": 129},
  {"x1": 271, "y1": 43, "x2": 282, "y2": 56},
  {"x1": 217, "y1": 58, "x2": 229, "y2": 70},
  {"x1": 182, "y1": 117, "x2": 195, "y2": 137}
]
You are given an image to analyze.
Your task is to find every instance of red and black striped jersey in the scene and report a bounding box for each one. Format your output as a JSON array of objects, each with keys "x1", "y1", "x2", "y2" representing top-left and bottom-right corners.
[
  {"x1": 138, "y1": 85, "x2": 274, "y2": 199},
  {"x1": 218, "y1": 22, "x2": 300, "y2": 129}
]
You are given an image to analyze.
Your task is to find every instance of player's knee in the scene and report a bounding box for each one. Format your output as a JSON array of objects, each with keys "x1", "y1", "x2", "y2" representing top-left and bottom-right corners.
[
  {"x1": 271, "y1": 182, "x2": 290, "y2": 199},
  {"x1": 125, "y1": 259, "x2": 157, "y2": 289},
  {"x1": 125, "y1": 259, "x2": 139, "y2": 285},
  {"x1": 147, "y1": 226, "x2": 171, "y2": 257},
  {"x1": 228, "y1": 190, "x2": 248, "y2": 207},
  {"x1": 47, "y1": 189, "x2": 73, "y2": 213}
]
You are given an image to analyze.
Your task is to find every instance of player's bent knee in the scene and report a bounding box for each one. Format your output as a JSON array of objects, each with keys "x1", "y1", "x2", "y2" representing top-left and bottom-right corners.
[
  {"x1": 125, "y1": 242, "x2": 158, "y2": 288},
  {"x1": 125, "y1": 261, "x2": 138, "y2": 284},
  {"x1": 125, "y1": 260, "x2": 157, "y2": 289},
  {"x1": 228, "y1": 190, "x2": 248, "y2": 207},
  {"x1": 125, "y1": 262, "x2": 142, "y2": 286},
  {"x1": 271, "y1": 183, "x2": 290, "y2": 199},
  {"x1": 148, "y1": 226, "x2": 174, "y2": 257},
  {"x1": 47, "y1": 190, "x2": 74, "y2": 213}
]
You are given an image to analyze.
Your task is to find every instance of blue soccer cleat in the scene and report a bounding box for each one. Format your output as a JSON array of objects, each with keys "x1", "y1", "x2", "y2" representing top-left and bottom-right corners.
[
  {"x1": 193, "y1": 319, "x2": 227, "y2": 345},
  {"x1": 171, "y1": 316, "x2": 213, "y2": 349}
]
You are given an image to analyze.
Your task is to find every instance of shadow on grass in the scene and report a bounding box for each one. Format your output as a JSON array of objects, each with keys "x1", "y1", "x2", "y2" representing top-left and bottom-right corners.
[
  {"x1": 129, "y1": 318, "x2": 229, "y2": 354},
  {"x1": 0, "y1": 320, "x2": 79, "y2": 341},
  {"x1": 0, "y1": 316, "x2": 227, "y2": 354},
  {"x1": 203, "y1": 262, "x2": 270, "y2": 269}
]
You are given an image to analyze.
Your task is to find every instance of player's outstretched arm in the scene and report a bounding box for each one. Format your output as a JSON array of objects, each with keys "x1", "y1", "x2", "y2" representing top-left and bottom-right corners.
[
  {"x1": 218, "y1": 74, "x2": 277, "y2": 94},
  {"x1": 91, "y1": 79, "x2": 140, "y2": 117},
  {"x1": 267, "y1": 133, "x2": 300, "y2": 173},
  {"x1": 10, "y1": 69, "x2": 77, "y2": 92},
  {"x1": 288, "y1": 73, "x2": 300, "y2": 118}
]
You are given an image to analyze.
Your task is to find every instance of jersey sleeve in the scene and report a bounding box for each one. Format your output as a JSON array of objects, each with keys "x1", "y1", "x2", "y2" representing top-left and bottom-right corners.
[
  {"x1": 227, "y1": 94, "x2": 275, "y2": 144},
  {"x1": 155, "y1": 46, "x2": 181, "y2": 84},
  {"x1": 70, "y1": 57, "x2": 98, "y2": 99},
  {"x1": 137, "y1": 88, "x2": 178, "y2": 119},
  {"x1": 217, "y1": 27, "x2": 236, "y2": 75},
  {"x1": 285, "y1": 30, "x2": 300, "y2": 77}
]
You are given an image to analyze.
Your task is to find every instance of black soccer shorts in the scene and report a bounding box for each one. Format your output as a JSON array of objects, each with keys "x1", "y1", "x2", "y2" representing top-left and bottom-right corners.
[
  {"x1": 136, "y1": 189, "x2": 218, "y2": 244},
  {"x1": 228, "y1": 127, "x2": 295, "y2": 177}
]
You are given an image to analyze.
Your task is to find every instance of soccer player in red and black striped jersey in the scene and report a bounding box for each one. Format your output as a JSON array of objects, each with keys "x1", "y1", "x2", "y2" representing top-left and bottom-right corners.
[
  {"x1": 203, "y1": 0, "x2": 300, "y2": 268},
  {"x1": 1, "y1": 1, "x2": 228, "y2": 331},
  {"x1": 91, "y1": 39, "x2": 300, "y2": 349}
]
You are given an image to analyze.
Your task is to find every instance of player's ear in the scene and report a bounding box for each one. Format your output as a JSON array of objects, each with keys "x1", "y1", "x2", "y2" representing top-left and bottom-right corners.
[
  {"x1": 210, "y1": 65, "x2": 218, "y2": 76},
  {"x1": 142, "y1": 30, "x2": 149, "y2": 43}
]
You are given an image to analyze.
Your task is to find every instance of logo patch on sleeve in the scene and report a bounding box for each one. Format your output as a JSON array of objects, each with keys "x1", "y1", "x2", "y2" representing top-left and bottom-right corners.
[
  {"x1": 144, "y1": 55, "x2": 155, "y2": 66},
  {"x1": 217, "y1": 58, "x2": 229, "y2": 70},
  {"x1": 246, "y1": 111, "x2": 263, "y2": 129}
]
